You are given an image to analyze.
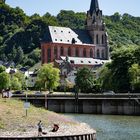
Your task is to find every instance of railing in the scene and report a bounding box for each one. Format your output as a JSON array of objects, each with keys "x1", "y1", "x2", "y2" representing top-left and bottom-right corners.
[{"x1": 0, "y1": 133, "x2": 96, "y2": 140}]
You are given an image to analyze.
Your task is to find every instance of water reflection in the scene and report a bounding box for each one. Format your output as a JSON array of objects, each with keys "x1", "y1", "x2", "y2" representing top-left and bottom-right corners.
[{"x1": 65, "y1": 114, "x2": 140, "y2": 140}]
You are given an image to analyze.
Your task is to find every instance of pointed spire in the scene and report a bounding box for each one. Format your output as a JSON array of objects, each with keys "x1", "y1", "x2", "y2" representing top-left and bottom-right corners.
[{"x1": 89, "y1": 0, "x2": 99, "y2": 16}]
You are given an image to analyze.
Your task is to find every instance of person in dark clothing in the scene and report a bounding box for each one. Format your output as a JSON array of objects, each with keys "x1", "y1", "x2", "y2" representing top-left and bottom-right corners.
[
  {"x1": 51, "y1": 124, "x2": 59, "y2": 132},
  {"x1": 37, "y1": 120, "x2": 42, "y2": 136}
]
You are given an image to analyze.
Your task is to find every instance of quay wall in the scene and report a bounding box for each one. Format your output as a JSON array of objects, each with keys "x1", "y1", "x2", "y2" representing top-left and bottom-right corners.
[
  {"x1": 13, "y1": 94, "x2": 140, "y2": 115},
  {"x1": 0, "y1": 133, "x2": 96, "y2": 140}
]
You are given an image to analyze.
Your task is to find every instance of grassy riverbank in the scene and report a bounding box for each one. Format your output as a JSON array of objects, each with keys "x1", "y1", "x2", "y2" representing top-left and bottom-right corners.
[{"x1": 0, "y1": 96, "x2": 76, "y2": 132}]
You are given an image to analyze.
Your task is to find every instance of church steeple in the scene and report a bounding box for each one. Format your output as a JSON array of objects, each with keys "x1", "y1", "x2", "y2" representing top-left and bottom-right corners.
[
  {"x1": 89, "y1": 0, "x2": 99, "y2": 16},
  {"x1": 86, "y1": 0, "x2": 109, "y2": 60}
]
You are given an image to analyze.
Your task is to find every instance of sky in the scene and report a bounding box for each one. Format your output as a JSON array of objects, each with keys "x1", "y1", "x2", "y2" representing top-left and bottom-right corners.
[{"x1": 6, "y1": 0, "x2": 140, "y2": 17}]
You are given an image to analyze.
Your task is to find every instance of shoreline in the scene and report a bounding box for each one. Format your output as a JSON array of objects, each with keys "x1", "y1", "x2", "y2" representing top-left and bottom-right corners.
[{"x1": 0, "y1": 122, "x2": 96, "y2": 137}]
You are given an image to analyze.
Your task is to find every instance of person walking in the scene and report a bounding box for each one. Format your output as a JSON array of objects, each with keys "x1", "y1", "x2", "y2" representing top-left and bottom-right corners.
[{"x1": 37, "y1": 120, "x2": 42, "y2": 136}]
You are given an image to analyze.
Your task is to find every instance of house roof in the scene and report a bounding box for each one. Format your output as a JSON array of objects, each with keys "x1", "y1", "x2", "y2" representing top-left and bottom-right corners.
[
  {"x1": 60, "y1": 56, "x2": 110, "y2": 66},
  {"x1": 42, "y1": 26, "x2": 93, "y2": 45}
]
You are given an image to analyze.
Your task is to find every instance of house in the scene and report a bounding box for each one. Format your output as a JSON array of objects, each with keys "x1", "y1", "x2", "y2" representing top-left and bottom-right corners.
[{"x1": 54, "y1": 56, "x2": 110, "y2": 84}]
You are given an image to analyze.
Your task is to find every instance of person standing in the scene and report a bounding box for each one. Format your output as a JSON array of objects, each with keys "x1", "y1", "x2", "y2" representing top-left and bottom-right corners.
[{"x1": 37, "y1": 120, "x2": 42, "y2": 136}]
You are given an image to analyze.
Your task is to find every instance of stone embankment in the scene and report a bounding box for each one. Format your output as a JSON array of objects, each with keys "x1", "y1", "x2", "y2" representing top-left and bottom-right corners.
[{"x1": 0, "y1": 123, "x2": 96, "y2": 140}]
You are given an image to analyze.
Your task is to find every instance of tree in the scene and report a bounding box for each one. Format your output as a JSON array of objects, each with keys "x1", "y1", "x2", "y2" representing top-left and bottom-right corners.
[
  {"x1": 0, "y1": 72, "x2": 10, "y2": 91},
  {"x1": 15, "y1": 46, "x2": 24, "y2": 64},
  {"x1": 75, "y1": 67, "x2": 94, "y2": 93},
  {"x1": 12, "y1": 72, "x2": 25, "y2": 89},
  {"x1": 98, "y1": 63, "x2": 113, "y2": 91},
  {"x1": 110, "y1": 46, "x2": 136, "y2": 92},
  {"x1": 35, "y1": 64, "x2": 60, "y2": 91},
  {"x1": 10, "y1": 76, "x2": 22, "y2": 90},
  {"x1": 129, "y1": 64, "x2": 140, "y2": 92},
  {"x1": 0, "y1": 65, "x2": 6, "y2": 73}
]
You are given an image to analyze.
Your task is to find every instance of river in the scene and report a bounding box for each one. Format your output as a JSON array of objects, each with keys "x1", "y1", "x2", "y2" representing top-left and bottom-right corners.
[{"x1": 65, "y1": 114, "x2": 140, "y2": 140}]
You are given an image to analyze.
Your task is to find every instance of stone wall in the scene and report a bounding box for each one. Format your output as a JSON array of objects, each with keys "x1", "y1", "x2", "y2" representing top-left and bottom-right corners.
[{"x1": 0, "y1": 133, "x2": 96, "y2": 140}]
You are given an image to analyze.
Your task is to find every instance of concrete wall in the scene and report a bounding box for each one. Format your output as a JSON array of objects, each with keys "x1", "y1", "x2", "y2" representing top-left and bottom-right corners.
[{"x1": 46, "y1": 99, "x2": 140, "y2": 115}]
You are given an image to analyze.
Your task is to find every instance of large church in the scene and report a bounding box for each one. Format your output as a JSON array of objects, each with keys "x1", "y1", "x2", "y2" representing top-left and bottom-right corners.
[{"x1": 41, "y1": 0, "x2": 109, "y2": 64}]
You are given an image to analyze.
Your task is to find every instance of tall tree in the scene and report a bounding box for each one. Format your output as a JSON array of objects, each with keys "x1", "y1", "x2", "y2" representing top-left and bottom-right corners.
[
  {"x1": 75, "y1": 67, "x2": 94, "y2": 93},
  {"x1": 129, "y1": 64, "x2": 140, "y2": 92},
  {"x1": 35, "y1": 64, "x2": 60, "y2": 91},
  {"x1": 0, "y1": 72, "x2": 10, "y2": 91}
]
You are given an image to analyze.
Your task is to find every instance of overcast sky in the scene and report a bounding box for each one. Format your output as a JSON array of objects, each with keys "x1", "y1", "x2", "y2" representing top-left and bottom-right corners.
[{"x1": 6, "y1": 0, "x2": 140, "y2": 17}]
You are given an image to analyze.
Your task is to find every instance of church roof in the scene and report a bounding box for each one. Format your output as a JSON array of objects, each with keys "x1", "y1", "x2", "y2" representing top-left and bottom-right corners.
[
  {"x1": 42, "y1": 26, "x2": 93, "y2": 45},
  {"x1": 60, "y1": 56, "x2": 110, "y2": 66}
]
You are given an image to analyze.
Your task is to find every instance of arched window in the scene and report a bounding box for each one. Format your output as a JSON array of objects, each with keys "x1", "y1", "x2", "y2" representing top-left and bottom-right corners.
[
  {"x1": 90, "y1": 49, "x2": 93, "y2": 58},
  {"x1": 54, "y1": 47, "x2": 58, "y2": 59},
  {"x1": 96, "y1": 34, "x2": 99, "y2": 44},
  {"x1": 60, "y1": 47, "x2": 64, "y2": 56},
  {"x1": 68, "y1": 47, "x2": 71, "y2": 56},
  {"x1": 97, "y1": 49, "x2": 100, "y2": 58},
  {"x1": 76, "y1": 48, "x2": 79, "y2": 57},
  {"x1": 83, "y1": 48, "x2": 86, "y2": 57},
  {"x1": 47, "y1": 47, "x2": 51, "y2": 62},
  {"x1": 102, "y1": 50, "x2": 105, "y2": 58},
  {"x1": 102, "y1": 35, "x2": 104, "y2": 44}
]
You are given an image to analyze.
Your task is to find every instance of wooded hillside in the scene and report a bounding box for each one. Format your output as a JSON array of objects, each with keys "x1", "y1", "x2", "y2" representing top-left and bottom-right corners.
[{"x1": 0, "y1": 3, "x2": 140, "y2": 67}]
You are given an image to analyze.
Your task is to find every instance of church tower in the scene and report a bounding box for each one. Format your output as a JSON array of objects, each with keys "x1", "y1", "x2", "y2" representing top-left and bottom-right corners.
[{"x1": 86, "y1": 0, "x2": 109, "y2": 60}]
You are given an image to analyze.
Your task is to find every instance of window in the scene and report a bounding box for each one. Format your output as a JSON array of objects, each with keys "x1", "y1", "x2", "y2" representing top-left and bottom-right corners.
[
  {"x1": 102, "y1": 50, "x2": 105, "y2": 58},
  {"x1": 55, "y1": 39, "x2": 57, "y2": 41},
  {"x1": 102, "y1": 35, "x2": 104, "y2": 44},
  {"x1": 81, "y1": 61, "x2": 83, "y2": 63},
  {"x1": 60, "y1": 39, "x2": 62, "y2": 41},
  {"x1": 90, "y1": 49, "x2": 93, "y2": 58},
  {"x1": 97, "y1": 49, "x2": 100, "y2": 58},
  {"x1": 76, "y1": 48, "x2": 79, "y2": 57},
  {"x1": 70, "y1": 60, "x2": 74, "y2": 64},
  {"x1": 68, "y1": 47, "x2": 71, "y2": 56},
  {"x1": 54, "y1": 47, "x2": 58, "y2": 59},
  {"x1": 83, "y1": 48, "x2": 86, "y2": 57},
  {"x1": 60, "y1": 47, "x2": 64, "y2": 56},
  {"x1": 88, "y1": 61, "x2": 91, "y2": 63},
  {"x1": 47, "y1": 47, "x2": 51, "y2": 62},
  {"x1": 54, "y1": 30, "x2": 56, "y2": 32},
  {"x1": 96, "y1": 34, "x2": 99, "y2": 44}
]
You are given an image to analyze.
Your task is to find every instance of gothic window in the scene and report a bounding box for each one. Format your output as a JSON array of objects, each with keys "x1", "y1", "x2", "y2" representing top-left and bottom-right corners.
[
  {"x1": 102, "y1": 50, "x2": 105, "y2": 58},
  {"x1": 76, "y1": 48, "x2": 79, "y2": 57},
  {"x1": 97, "y1": 49, "x2": 100, "y2": 58},
  {"x1": 102, "y1": 35, "x2": 104, "y2": 44},
  {"x1": 96, "y1": 34, "x2": 99, "y2": 44},
  {"x1": 68, "y1": 47, "x2": 71, "y2": 56},
  {"x1": 54, "y1": 47, "x2": 58, "y2": 59},
  {"x1": 90, "y1": 49, "x2": 93, "y2": 58},
  {"x1": 83, "y1": 48, "x2": 86, "y2": 57},
  {"x1": 47, "y1": 47, "x2": 51, "y2": 63},
  {"x1": 60, "y1": 47, "x2": 64, "y2": 56}
]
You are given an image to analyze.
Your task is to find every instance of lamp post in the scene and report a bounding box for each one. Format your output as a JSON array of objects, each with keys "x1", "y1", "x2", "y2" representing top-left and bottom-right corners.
[
  {"x1": 24, "y1": 76, "x2": 29, "y2": 117},
  {"x1": 75, "y1": 86, "x2": 79, "y2": 113}
]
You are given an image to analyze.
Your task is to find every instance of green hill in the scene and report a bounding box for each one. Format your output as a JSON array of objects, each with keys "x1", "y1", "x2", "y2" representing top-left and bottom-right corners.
[{"x1": 0, "y1": 3, "x2": 139, "y2": 67}]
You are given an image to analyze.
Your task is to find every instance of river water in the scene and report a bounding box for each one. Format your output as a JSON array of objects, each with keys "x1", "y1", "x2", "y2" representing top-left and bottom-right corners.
[{"x1": 65, "y1": 114, "x2": 140, "y2": 140}]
